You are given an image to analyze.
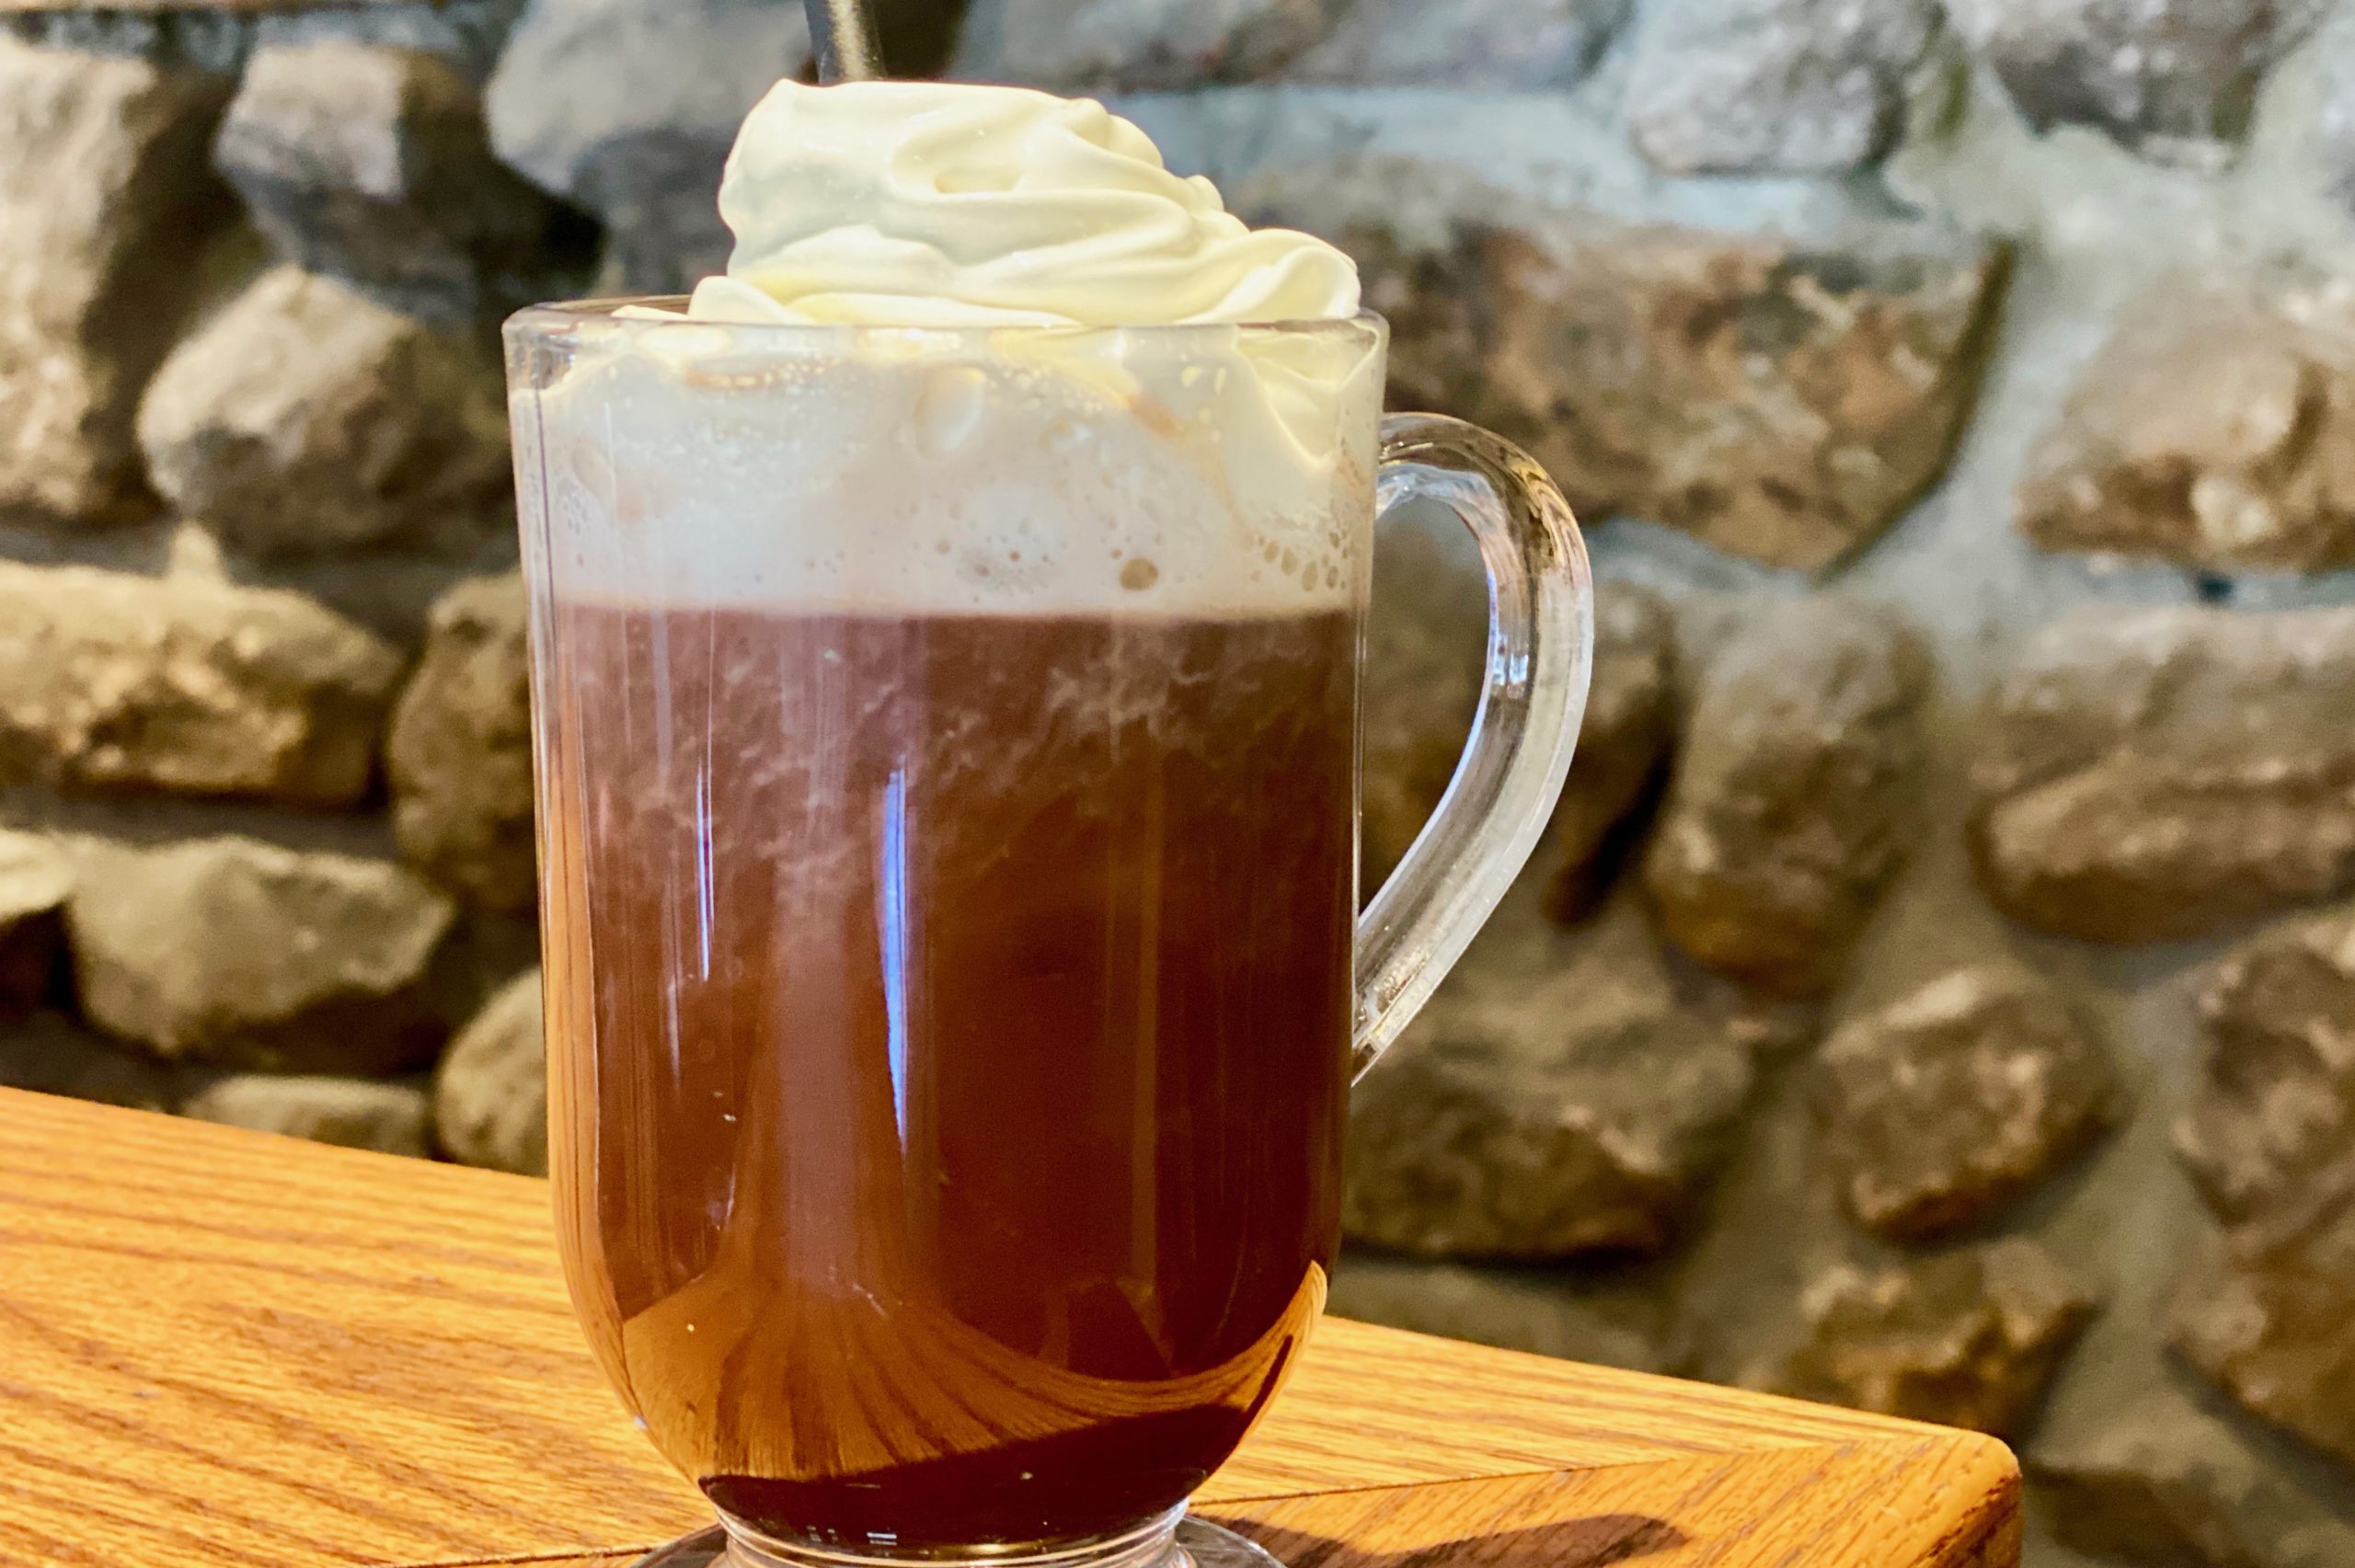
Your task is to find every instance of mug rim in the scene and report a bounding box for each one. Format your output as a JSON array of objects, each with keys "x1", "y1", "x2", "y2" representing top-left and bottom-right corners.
[{"x1": 505, "y1": 296, "x2": 1390, "y2": 346}]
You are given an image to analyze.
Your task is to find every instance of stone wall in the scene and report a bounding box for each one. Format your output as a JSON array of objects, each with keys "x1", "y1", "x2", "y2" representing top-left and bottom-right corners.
[{"x1": 7, "y1": 1, "x2": 2355, "y2": 1563}]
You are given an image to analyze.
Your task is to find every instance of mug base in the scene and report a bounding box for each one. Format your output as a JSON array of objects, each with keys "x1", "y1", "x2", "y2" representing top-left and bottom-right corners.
[{"x1": 634, "y1": 1513, "x2": 1281, "y2": 1568}]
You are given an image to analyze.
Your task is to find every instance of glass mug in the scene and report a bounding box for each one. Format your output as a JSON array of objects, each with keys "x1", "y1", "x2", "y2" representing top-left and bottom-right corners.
[{"x1": 504, "y1": 303, "x2": 1593, "y2": 1568}]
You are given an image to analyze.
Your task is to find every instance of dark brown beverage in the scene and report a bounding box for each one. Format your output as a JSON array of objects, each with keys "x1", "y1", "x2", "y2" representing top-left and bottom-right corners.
[{"x1": 537, "y1": 602, "x2": 1359, "y2": 1554}]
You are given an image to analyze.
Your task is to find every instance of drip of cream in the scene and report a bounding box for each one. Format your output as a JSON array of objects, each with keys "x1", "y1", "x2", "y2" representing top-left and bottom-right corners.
[{"x1": 682, "y1": 80, "x2": 1361, "y2": 328}]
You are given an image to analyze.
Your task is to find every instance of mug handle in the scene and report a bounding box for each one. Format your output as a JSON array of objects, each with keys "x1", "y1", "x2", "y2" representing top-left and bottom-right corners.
[{"x1": 1354, "y1": 415, "x2": 1593, "y2": 1080}]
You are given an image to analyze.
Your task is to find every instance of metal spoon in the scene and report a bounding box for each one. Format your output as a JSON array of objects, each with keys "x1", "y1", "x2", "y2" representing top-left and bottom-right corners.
[{"x1": 806, "y1": 0, "x2": 884, "y2": 81}]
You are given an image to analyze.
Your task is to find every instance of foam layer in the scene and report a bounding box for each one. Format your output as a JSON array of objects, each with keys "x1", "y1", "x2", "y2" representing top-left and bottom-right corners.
[{"x1": 513, "y1": 318, "x2": 1384, "y2": 616}]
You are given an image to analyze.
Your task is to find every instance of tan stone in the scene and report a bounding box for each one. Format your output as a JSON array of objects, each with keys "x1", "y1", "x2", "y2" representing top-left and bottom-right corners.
[
  {"x1": 386, "y1": 572, "x2": 535, "y2": 912},
  {"x1": 1361, "y1": 544, "x2": 1672, "y2": 917},
  {"x1": 217, "y1": 41, "x2": 580, "y2": 327},
  {"x1": 1359, "y1": 530, "x2": 1484, "y2": 897},
  {"x1": 181, "y1": 1074, "x2": 431, "y2": 1158},
  {"x1": 2176, "y1": 1180, "x2": 2355, "y2": 1476},
  {"x1": 0, "y1": 562, "x2": 401, "y2": 807},
  {"x1": 1535, "y1": 587, "x2": 1678, "y2": 921},
  {"x1": 2180, "y1": 907, "x2": 2355, "y2": 1228},
  {"x1": 0, "y1": 38, "x2": 231, "y2": 529},
  {"x1": 432, "y1": 967, "x2": 544, "y2": 1176},
  {"x1": 1238, "y1": 157, "x2": 2003, "y2": 569},
  {"x1": 1345, "y1": 898, "x2": 1762, "y2": 1260},
  {"x1": 1815, "y1": 965, "x2": 2119, "y2": 1240},
  {"x1": 2171, "y1": 908, "x2": 2355, "y2": 1475},
  {"x1": 486, "y1": 0, "x2": 810, "y2": 292},
  {"x1": 2018, "y1": 274, "x2": 2355, "y2": 573},
  {"x1": 1480, "y1": 223, "x2": 1999, "y2": 569},
  {"x1": 1784, "y1": 1238, "x2": 2095, "y2": 1438},
  {"x1": 67, "y1": 837, "x2": 459, "y2": 1075},
  {"x1": 2031, "y1": 1391, "x2": 2355, "y2": 1568},
  {"x1": 137, "y1": 266, "x2": 510, "y2": 560},
  {"x1": 1642, "y1": 600, "x2": 1928, "y2": 998},
  {"x1": 1970, "y1": 607, "x2": 2355, "y2": 943}
]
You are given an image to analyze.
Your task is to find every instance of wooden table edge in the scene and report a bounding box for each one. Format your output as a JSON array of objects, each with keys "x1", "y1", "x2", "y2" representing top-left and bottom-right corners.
[
  {"x1": 0, "y1": 1090, "x2": 2027, "y2": 1568},
  {"x1": 1200, "y1": 1425, "x2": 2022, "y2": 1507},
  {"x1": 423, "y1": 1438, "x2": 2023, "y2": 1568}
]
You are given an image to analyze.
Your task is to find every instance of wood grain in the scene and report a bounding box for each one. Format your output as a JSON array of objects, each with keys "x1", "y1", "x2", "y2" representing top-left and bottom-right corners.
[{"x1": 0, "y1": 1089, "x2": 2016, "y2": 1568}]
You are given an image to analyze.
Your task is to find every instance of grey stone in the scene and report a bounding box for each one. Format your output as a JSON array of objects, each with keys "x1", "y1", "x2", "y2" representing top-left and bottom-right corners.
[
  {"x1": 215, "y1": 41, "x2": 581, "y2": 327},
  {"x1": 1626, "y1": 0, "x2": 1945, "y2": 176},
  {"x1": 181, "y1": 1073, "x2": 431, "y2": 1158},
  {"x1": 0, "y1": 11, "x2": 248, "y2": 75},
  {"x1": 0, "y1": 1009, "x2": 181, "y2": 1111},
  {"x1": 2316, "y1": 30, "x2": 2355, "y2": 216},
  {"x1": 67, "y1": 837, "x2": 460, "y2": 1076},
  {"x1": 1235, "y1": 157, "x2": 2004, "y2": 570},
  {"x1": 1361, "y1": 544, "x2": 1672, "y2": 917},
  {"x1": 0, "y1": 831, "x2": 70, "y2": 1015},
  {"x1": 386, "y1": 573, "x2": 535, "y2": 912},
  {"x1": 955, "y1": 0, "x2": 1334, "y2": 92},
  {"x1": 1642, "y1": 601, "x2": 1928, "y2": 1000},
  {"x1": 1, "y1": 0, "x2": 523, "y2": 83},
  {"x1": 137, "y1": 267, "x2": 511, "y2": 561},
  {"x1": 2034, "y1": 1393, "x2": 2355, "y2": 1568},
  {"x1": 487, "y1": 0, "x2": 810, "y2": 292},
  {"x1": 253, "y1": 0, "x2": 531, "y2": 86},
  {"x1": 1344, "y1": 898, "x2": 1761, "y2": 1260},
  {"x1": 1816, "y1": 965, "x2": 2119, "y2": 1241},
  {"x1": 0, "y1": 562, "x2": 402, "y2": 807},
  {"x1": 1119, "y1": 82, "x2": 1907, "y2": 234},
  {"x1": 0, "y1": 38, "x2": 232, "y2": 530},
  {"x1": 2179, "y1": 909, "x2": 2355, "y2": 1230},
  {"x1": 432, "y1": 967, "x2": 544, "y2": 1175},
  {"x1": 2175, "y1": 1179, "x2": 2355, "y2": 1476},
  {"x1": 1782, "y1": 1237, "x2": 2095, "y2": 1438},
  {"x1": 1970, "y1": 608, "x2": 2355, "y2": 944},
  {"x1": 2018, "y1": 273, "x2": 2355, "y2": 574},
  {"x1": 1944, "y1": 0, "x2": 2326, "y2": 166},
  {"x1": 1327, "y1": 1252, "x2": 1683, "y2": 1375},
  {"x1": 1292, "y1": 0, "x2": 1626, "y2": 89}
]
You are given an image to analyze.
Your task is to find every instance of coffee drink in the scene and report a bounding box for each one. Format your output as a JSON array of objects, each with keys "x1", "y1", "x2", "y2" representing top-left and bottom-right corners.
[
  {"x1": 514, "y1": 187, "x2": 1388, "y2": 1549},
  {"x1": 508, "y1": 67, "x2": 1457, "y2": 1565},
  {"x1": 537, "y1": 602, "x2": 1356, "y2": 1548},
  {"x1": 511, "y1": 74, "x2": 1597, "y2": 1568}
]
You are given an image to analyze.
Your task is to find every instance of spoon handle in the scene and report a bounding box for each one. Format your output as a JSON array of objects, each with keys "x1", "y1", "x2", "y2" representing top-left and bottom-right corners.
[{"x1": 806, "y1": 0, "x2": 884, "y2": 81}]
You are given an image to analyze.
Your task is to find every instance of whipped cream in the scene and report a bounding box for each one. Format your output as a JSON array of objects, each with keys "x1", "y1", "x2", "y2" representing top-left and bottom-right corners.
[{"x1": 683, "y1": 80, "x2": 1360, "y2": 328}]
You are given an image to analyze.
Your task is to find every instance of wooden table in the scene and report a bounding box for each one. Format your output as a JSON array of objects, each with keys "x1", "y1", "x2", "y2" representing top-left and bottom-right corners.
[{"x1": 0, "y1": 1089, "x2": 2017, "y2": 1567}]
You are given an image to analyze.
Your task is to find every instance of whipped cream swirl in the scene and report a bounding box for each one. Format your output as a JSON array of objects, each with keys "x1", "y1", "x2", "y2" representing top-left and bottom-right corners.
[{"x1": 683, "y1": 80, "x2": 1361, "y2": 328}]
